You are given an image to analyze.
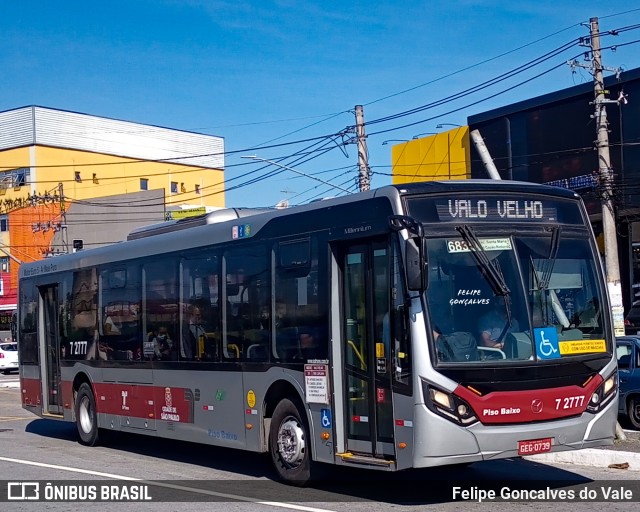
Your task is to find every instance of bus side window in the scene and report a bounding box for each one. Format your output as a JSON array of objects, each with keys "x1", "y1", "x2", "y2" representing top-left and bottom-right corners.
[
  {"x1": 99, "y1": 265, "x2": 142, "y2": 361},
  {"x1": 274, "y1": 236, "x2": 327, "y2": 363},
  {"x1": 223, "y1": 245, "x2": 270, "y2": 361}
]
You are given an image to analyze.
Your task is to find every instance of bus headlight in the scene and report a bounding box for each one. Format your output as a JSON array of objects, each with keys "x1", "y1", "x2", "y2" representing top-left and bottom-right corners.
[
  {"x1": 586, "y1": 371, "x2": 617, "y2": 414},
  {"x1": 422, "y1": 380, "x2": 478, "y2": 426}
]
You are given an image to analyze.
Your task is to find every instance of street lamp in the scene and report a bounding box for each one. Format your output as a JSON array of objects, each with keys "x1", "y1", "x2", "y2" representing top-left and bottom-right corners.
[
  {"x1": 412, "y1": 132, "x2": 437, "y2": 139},
  {"x1": 381, "y1": 139, "x2": 409, "y2": 145},
  {"x1": 436, "y1": 123, "x2": 463, "y2": 129},
  {"x1": 240, "y1": 155, "x2": 351, "y2": 194}
]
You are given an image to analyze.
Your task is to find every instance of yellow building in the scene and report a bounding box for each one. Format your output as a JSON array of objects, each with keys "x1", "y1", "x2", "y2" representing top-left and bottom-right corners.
[
  {"x1": 0, "y1": 106, "x2": 225, "y2": 315},
  {"x1": 390, "y1": 126, "x2": 470, "y2": 183}
]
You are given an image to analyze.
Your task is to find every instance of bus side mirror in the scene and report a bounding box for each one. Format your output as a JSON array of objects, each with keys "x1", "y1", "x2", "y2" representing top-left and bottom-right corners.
[
  {"x1": 388, "y1": 215, "x2": 428, "y2": 292},
  {"x1": 406, "y1": 237, "x2": 428, "y2": 291}
]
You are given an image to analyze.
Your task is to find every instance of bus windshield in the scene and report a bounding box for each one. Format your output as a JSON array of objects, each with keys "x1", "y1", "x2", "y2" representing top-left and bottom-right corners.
[{"x1": 425, "y1": 231, "x2": 607, "y2": 364}]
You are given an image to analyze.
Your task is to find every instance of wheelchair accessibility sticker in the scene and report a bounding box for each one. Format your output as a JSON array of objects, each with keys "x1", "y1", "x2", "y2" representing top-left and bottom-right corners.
[
  {"x1": 534, "y1": 327, "x2": 560, "y2": 360},
  {"x1": 321, "y1": 409, "x2": 332, "y2": 428}
]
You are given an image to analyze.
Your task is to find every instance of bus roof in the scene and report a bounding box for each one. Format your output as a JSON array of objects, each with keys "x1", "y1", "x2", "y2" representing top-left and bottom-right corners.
[{"x1": 19, "y1": 180, "x2": 581, "y2": 278}]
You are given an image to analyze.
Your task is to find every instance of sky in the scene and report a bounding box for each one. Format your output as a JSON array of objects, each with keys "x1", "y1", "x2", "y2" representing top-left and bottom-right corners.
[{"x1": 1, "y1": 1, "x2": 640, "y2": 208}]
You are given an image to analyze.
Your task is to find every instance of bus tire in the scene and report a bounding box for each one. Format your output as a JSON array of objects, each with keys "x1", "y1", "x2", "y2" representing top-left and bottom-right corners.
[
  {"x1": 269, "y1": 398, "x2": 311, "y2": 486},
  {"x1": 75, "y1": 383, "x2": 99, "y2": 446},
  {"x1": 628, "y1": 397, "x2": 640, "y2": 430}
]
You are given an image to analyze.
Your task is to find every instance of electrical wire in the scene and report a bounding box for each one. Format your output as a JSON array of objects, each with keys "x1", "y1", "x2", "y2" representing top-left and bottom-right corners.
[{"x1": 1, "y1": 19, "x2": 639, "y2": 216}]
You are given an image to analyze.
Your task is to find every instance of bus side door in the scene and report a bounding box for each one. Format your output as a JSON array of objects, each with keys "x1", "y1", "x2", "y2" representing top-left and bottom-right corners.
[
  {"x1": 39, "y1": 284, "x2": 63, "y2": 415},
  {"x1": 337, "y1": 237, "x2": 395, "y2": 459}
]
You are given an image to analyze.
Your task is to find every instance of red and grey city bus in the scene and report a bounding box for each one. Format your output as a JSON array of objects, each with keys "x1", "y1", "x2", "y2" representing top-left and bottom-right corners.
[{"x1": 17, "y1": 180, "x2": 618, "y2": 485}]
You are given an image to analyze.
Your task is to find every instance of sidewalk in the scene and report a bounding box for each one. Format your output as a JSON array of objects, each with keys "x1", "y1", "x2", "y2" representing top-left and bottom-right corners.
[
  {"x1": 0, "y1": 379, "x2": 19, "y2": 388},
  {"x1": 528, "y1": 429, "x2": 640, "y2": 471}
]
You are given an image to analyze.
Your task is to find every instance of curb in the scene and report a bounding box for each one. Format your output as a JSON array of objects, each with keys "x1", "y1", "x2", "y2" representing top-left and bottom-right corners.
[{"x1": 527, "y1": 448, "x2": 640, "y2": 471}]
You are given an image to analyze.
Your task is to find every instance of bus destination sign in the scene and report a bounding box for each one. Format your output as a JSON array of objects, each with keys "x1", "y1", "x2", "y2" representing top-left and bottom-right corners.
[
  {"x1": 439, "y1": 199, "x2": 553, "y2": 222},
  {"x1": 405, "y1": 195, "x2": 583, "y2": 225}
]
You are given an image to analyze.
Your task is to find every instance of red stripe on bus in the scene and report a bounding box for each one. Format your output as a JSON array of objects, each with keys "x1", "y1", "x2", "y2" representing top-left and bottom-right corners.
[
  {"x1": 455, "y1": 375, "x2": 603, "y2": 424},
  {"x1": 91, "y1": 383, "x2": 193, "y2": 423},
  {"x1": 20, "y1": 377, "x2": 41, "y2": 407},
  {"x1": 61, "y1": 380, "x2": 73, "y2": 409}
]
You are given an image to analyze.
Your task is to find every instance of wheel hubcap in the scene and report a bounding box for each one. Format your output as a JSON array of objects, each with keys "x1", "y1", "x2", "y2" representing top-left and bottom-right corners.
[
  {"x1": 79, "y1": 396, "x2": 93, "y2": 434},
  {"x1": 277, "y1": 416, "x2": 305, "y2": 468}
]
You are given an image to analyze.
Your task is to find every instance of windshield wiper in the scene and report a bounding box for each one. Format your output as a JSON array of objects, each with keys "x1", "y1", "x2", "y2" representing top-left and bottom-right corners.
[
  {"x1": 538, "y1": 226, "x2": 561, "y2": 291},
  {"x1": 531, "y1": 227, "x2": 570, "y2": 328},
  {"x1": 456, "y1": 225, "x2": 510, "y2": 297},
  {"x1": 456, "y1": 225, "x2": 512, "y2": 325}
]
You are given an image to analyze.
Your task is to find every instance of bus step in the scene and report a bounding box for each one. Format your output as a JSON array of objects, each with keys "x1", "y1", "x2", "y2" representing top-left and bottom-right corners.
[
  {"x1": 41, "y1": 412, "x2": 64, "y2": 418},
  {"x1": 336, "y1": 452, "x2": 394, "y2": 467}
]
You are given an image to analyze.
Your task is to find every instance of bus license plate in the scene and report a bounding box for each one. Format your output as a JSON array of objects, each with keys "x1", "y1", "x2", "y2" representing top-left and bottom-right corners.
[{"x1": 517, "y1": 438, "x2": 552, "y2": 455}]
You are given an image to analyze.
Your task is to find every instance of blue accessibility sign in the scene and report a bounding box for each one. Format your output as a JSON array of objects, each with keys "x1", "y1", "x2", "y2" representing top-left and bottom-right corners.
[
  {"x1": 534, "y1": 327, "x2": 560, "y2": 360},
  {"x1": 320, "y1": 408, "x2": 332, "y2": 428}
]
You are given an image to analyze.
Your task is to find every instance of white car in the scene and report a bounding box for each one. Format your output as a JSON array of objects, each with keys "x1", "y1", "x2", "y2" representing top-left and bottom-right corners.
[{"x1": 0, "y1": 342, "x2": 18, "y2": 374}]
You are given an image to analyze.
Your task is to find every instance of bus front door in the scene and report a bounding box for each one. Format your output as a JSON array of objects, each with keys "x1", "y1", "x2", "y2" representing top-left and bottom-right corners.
[
  {"x1": 39, "y1": 285, "x2": 62, "y2": 415},
  {"x1": 340, "y1": 239, "x2": 395, "y2": 460}
]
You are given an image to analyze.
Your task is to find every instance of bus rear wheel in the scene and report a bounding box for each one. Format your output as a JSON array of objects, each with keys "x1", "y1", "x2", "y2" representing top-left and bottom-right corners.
[
  {"x1": 75, "y1": 383, "x2": 99, "y2": 446},
  {"x1": 269, "y1": 398, "x2": 311, "y2": 486}
]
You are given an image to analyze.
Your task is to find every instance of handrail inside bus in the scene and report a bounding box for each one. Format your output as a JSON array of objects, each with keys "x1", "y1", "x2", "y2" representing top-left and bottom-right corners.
[
  {"x1": 347, "y1": 340, "x2": 366, "y2": 369},
  {"x1": 226, "y1": 343, "x2": 240, "y2": 359}
]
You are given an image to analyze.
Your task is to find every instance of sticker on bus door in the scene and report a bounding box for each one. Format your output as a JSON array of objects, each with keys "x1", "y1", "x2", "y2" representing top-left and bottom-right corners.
[{"x1": 304, "y1": 364, "x2": 330, "y2": 404}]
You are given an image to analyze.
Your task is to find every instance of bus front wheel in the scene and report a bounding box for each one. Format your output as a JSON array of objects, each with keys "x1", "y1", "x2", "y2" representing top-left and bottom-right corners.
[
  {"x1": 269, "y1": 398, "x2": 311, "y2": 486},
  {"x1": 75, "y1": 383, "x2": 99, "y2": 446}
]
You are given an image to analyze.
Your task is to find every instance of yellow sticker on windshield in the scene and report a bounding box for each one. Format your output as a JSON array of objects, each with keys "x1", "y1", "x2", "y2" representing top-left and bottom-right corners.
[{"x1": 558, "y1": 339, "x2": 606, "y2": 355}]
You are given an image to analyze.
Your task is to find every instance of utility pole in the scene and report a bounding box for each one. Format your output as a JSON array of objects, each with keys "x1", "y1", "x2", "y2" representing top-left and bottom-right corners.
[
  {"x1": 59, "y1": 182, "x2": 69, "y2": 254},
  {"x1": 470, "y1": 130, "x2": 502, "y2": 180},
  {"x1": 569, "y1": 18, "x2": 627, "y2": 441},
  {"x1": 590, "y1": 17, "x2": 625, "y2": 337},
  {"x1": 568, "y1": 18, "x2": 625, "y2": 336},
  {"x1": 355, "y1": 105, "x2": 370, "y2": 191}
]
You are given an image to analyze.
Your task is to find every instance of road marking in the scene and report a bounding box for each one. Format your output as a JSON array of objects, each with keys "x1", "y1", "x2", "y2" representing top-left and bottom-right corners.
[
  {"x1": 0, "y1": 416, "x2": 31, "y2": 422},
  {"x1": 0, "y1": 456, "x2": 337, "y2": 511}
]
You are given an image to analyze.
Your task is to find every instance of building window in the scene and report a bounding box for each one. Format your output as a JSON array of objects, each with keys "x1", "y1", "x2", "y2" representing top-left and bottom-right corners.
[
  {"x1": 195, "y1": 184, "x2": 201, "y2": 195},
  {"x1": 75, "y1": 171, "x2": 82, "y2": 183},
  {"x1": 0, "y1": 216, "x2": 8, "y2": 232},
  {"x1": 171, "y1": 182, "x2": 178, "y2": 194},
  {"x1": 180, "y1": 183, "x2": 186, "y2": 193},
  {"x1": 140, "y1": 178, "x2": 148, "y2": 191},
  {"x1": 0, "y1": 257, "x2": 8, "y2": 273},
  {"x1": 13, "y1": 169, "x2": 26, "y2": 188},
  {"x1": 0, "y1": 167, "x2": 30, "y2": 191}
]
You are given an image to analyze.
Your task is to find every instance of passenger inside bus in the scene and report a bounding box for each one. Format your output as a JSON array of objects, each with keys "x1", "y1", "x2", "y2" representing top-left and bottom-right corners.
[
  {"x1": 478, "y1": 296, "x2": 520, "y2": 349},
  {"x1": 182, "y1": 305, "x2": 206, "y2": 360},
  {"x1": 295, "y1": 330, "x2": 324, "y2": 360},
  {"x1": 154, "y1": 326, "x2": 176, "y2": 361}
]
